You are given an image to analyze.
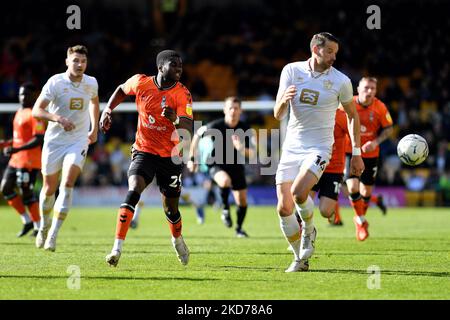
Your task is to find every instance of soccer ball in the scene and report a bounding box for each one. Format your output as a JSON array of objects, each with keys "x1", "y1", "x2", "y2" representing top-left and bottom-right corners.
[{"x1": 397, "y1": 134, "x2": 429, "y2": 166}]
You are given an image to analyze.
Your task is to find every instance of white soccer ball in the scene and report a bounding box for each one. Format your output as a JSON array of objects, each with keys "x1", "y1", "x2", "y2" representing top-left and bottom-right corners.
[{"x1": 397, "y1": 134, "x2": 429, "y2": 166}]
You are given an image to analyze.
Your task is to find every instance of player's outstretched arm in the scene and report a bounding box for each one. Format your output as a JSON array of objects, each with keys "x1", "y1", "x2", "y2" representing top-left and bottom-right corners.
[
  {"x1": 88, "y1": 95, "x2": 100, "y2": 144},
  {"x1": 342, "y1": 101, "x2": 365, "y2": 176},
  {"x1": 100, "y1": 85, "x2": 127, "y2": 133},
  {"x1": 32, "y1": 96, "x2": 75, "y2": 131},
  {"x1": 362, "y1": 126, "x2": 394, "y2": 153},
  {"x1": 3, "y1": 134, "x2": 44, "y2": 157}
]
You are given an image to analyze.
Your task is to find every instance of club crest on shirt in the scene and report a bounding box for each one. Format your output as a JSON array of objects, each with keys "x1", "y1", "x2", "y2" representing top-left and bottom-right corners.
[
  {"x1": 186, "y1": 104, "x2": 192, "y2": 116},
  {"x1": 323, "y1": 80, "x2": 333, "y2": 90},
  {"x1": 69, "y1": 98, "x2": 84, "y2": 110},
  {"x1": 299, "y1": 88, "x2": 320, "y2": 105}
]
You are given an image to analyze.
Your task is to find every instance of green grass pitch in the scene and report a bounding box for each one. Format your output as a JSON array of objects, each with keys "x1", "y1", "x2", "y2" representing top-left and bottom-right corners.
[{"x1": 0, "y1": 205, "x2": 449, "y2": 300}]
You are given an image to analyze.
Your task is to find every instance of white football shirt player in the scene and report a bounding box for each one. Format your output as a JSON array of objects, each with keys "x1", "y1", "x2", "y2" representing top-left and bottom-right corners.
[
  {"x1": 40, "y1": 72, "x2": 98, "y2": 145},
  {"x1": 276, "y1": 59, "x2": 353, "y2": 183}
]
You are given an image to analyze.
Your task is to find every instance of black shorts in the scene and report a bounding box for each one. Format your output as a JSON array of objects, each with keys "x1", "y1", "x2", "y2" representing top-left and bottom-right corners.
[
  {"x1": 128, "y1": 150, "x2": 183, "y2": 197},
  {"x1": 209, "y1": 164, "x2": 247, "y2": 190},
  {"x1": 346, "y1": 156, "x2": 379, "y2": 186},
  {"x1": 311, "y1": 172, "x2": 343, "y2": 200},
  {"x1": 1, "y1": 165, "x2": 39, "y2": 189}
]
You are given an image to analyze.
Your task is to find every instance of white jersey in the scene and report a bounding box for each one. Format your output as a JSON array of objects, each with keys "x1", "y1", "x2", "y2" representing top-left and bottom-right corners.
[
  {"x1": 277, "y1": 59, "x2": 353, "y2": 152},
  {"x1": 39, "y1": 72, "x2": 98, "y2": 145}
]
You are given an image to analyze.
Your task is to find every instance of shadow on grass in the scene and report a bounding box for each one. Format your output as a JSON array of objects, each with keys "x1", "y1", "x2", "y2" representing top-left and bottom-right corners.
[
  {"x1": 307, "y1": 269, "x2": 450, "y2": 278},
  {"x1": 0, "y1": 274, "x2": 220, "y2": 281}
]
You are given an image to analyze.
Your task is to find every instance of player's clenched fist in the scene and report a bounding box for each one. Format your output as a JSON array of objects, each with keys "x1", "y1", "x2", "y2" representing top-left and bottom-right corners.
[
  {"x1": 99, "y1": 110, "x2": 112, "y2": 133},
  {"x1": 57, "y1": 116, "x2": 76, "y2": 131},
  {"x1": 282, "y1": 85, "x2": 297, "y2": 104}
]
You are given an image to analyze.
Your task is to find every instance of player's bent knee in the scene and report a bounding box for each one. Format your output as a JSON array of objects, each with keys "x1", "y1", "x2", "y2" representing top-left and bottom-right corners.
[
  {"x1": 277, "y1": 203, "x2": 294, "y2": 217},
  {"x1": 319, "y1": 206, "x2": 334, "y2": 218},
  {"x1": 292, "y1": 193, "x2": 308, "y2": 205},
  {"x1": 0, "y1": 182, "x2": 14, "y2": 198}
]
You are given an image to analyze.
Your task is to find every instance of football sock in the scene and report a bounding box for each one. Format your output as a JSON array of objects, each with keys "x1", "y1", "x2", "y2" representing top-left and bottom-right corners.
[
  {"x1": 115, "y1": 191, "x2": 140, "y2": 241},
  {"x1": 220, "y1": 187, "x2": 231, "y2": 210},
  {"x1": 165, "y1": 210, "x2": 182, "y2": 238},
  {"x1": 349, "y1": 192, "x2": 366, "y2": 220},
  {"x1": 54, "y1": 187, "x2": 73, "y2": 214},
  {"x1": 47, "y1": 211, "x2": 67, "y2": 238},
  {"x1": 236, "y1": 206, "x2": 247, "y2": 231},
  {"x1": 27, "y1": 201, "x2": 41, "y2": 223},
  {"x1": 334, "y1": 202, "x2": 342, "y2": 223},
  {"x1": 39, "y1": 191, "x2": 55, "y2": 228},
  {"x1": 6, "y1": 194, "x2": 26, "y2": 216},
  {"x1": 294, "y1": 195, "x2": 315, "y2": 234},
  {"x1": 362, "y1": 195, "x2": 371, "y2": 215},
  {"x1": 131, "y1": 201, "x2": 143, "y2": 224},
  {"x1": 370, "y1": 194, "x2": 378, "y2": 204},
  {"x1": 279, "y1": 214, "x2": 301, "y2": 261},
  {"x1": 19, "y1": 212, "x2": 31, "y2": 224}
]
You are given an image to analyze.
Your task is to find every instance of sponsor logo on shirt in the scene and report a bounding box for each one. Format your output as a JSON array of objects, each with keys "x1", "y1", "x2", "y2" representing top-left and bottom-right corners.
[
  {"x1": 299, "y1": 89, "x2": 320, "y2": 105},
  {"x1": 69, "y1": 98, "x2": 84, "y2": 110}
]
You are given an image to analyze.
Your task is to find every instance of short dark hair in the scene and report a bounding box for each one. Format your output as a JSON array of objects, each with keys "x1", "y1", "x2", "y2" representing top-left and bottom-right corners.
[
  {"x1": 310, "y1": 32, "x2": 339, "y2": 52},
  {"x1": 156, "y1": 50, "x2": 181, "y2": 68},
  {"x1": 20, "y1": 82, "x2": 37, "y2": 92},
  {"x1": 67, "y1": 45, "x2": 88, "y2": 56}
]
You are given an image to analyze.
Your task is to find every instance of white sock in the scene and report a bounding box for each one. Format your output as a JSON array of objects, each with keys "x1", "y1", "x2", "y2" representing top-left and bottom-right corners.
[
  {"x1": 279, "y1": 214, "x2": 301, "y2": 261},
  {"x1": 33, "y1": 221, "x2": 40, "y2": 230},
  {"x1": 39, "y1": 191, "x2": 55, "y2": 229},
  {"x1": 48, "y1": 217, "x2": 65, "y2": 238},
  {"x1": 20, "y1": 213, "x2": 31, "y2": 224},
  {"x1": 355, "y1": 215, "x2": 366, "y2": 225},
  {"x1": 54, "y1": 187, "x2": 74, "y2": 214},
  {"x1": 294, "y1": 196, "x2": 315, "y2": 234},
  {"x1": 132, "y1": 202, "x2": 143, "y2": 223},
  {"x1": 112, "y1": 239, "x2": 124, "y2": 252}
]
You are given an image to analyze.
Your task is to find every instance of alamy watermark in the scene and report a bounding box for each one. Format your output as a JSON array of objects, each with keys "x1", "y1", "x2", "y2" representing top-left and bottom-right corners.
[
  {"x1": 67, "y1": 5, "x2": 81, "y2": 30},
  {"x1": 171, "y1": 121, "x2": 281, "y2": 176},
  {"x1": 67, "y1": 265, "x2": 81, "y2": 290},
  {"x1": 366, "y1": 5, "x2": 381, "y2": 30},
  {"x1": 367, "y1": 265, "x2": 381, "y2": 289}
]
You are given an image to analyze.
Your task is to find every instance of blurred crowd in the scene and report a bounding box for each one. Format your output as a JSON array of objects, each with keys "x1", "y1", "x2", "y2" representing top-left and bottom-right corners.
[{"x1": 1, "y1": 0, "x2": 449, "y2": 204}]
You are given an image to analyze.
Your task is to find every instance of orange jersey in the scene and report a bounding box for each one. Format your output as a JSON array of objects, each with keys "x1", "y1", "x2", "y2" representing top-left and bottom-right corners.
[
  {"x1": 345, "y1": 96, "x2": 393, "y2": 158},
  {"x1": 325, "y1": 108, "x2": 348, "y2": 174},
  {"x1": 122, "y1": 74, "x2": 193, "y2": 157},
  {"x1": 9, "y1": 108, "x2": 46, "y2": 169}
]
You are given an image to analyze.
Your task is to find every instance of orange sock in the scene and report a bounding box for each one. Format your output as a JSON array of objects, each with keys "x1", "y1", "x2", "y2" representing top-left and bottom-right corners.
[
  {"x1": 168, "y1": 218, "x2": 182, "y2": 238},
  {"x1": 7, "y1": 195, "x2": 26, "y2": 215},
  {"x1": 350, "y1": 198, "x2": 365, "y2": 217},
  {"x1": 334, "y1": 202, "x2": 342, "y2": 223},
  {"x1": 362, "y1": 197, "x2": 371, "y2": 216},
  {"x1": 370, "y1": 195, "x2": 378, "y2": 204},
  {"x1": 115, "y1": 207, "x2": 134, "y2": 240},
  {"x1": 27, "y1": 202, "x2": 40, "y2": 222}
]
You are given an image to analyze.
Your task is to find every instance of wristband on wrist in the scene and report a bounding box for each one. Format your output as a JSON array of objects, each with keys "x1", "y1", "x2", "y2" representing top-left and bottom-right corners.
[
  {"x1": 173, "y1": 116, "x2": 180, "y2": 126},
  {"x1": 352, "y1": 147, "x2": 361, "y2": 156}
]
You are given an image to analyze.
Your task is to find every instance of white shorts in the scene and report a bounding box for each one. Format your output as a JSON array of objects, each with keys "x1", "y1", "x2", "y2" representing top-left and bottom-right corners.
[
  {"x1": 41, "y1": 140, "x2": 89, "y2": 176},
  {"x1": 275, "y1": 147, "x2": 331, "y2": 185}
]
